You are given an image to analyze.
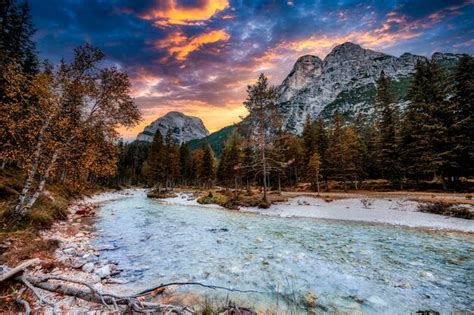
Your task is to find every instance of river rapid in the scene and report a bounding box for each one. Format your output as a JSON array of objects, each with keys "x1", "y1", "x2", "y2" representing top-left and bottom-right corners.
[{"x1": 92, "y1": 189, "x2": 473, "y2": 314}]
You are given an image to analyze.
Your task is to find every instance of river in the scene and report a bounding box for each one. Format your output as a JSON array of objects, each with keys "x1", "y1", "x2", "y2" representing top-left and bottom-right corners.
[{"x1": 92, "y1": 190, "x2": 473, "y2": 314}]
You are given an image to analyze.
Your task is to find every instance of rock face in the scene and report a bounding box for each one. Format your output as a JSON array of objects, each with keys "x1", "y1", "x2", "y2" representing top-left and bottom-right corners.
[
  {"x1": 137, "y1": 111, "x2": 209, "y2": 143},
  {"x1": 277, "y1": 42, "x2": 463, "y2": 134}
]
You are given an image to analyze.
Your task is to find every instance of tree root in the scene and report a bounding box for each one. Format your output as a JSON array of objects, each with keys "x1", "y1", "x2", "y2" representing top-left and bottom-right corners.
[{"x1": 1, "y1": 260, "x2": 258, "y2": 314}]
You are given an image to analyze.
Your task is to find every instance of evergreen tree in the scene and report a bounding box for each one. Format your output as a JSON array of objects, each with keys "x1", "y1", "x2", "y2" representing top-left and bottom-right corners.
[
  {"x1": 201, "y1": 143, "x2": 216, "y2": 188},
  {"x1": 0, "y1": 0, "x2": 38, "y2": 74},
  {"x1": 401, "y1": 60, "x2": 453, "y2": 187},
  {"x1": 163, "y1": 128, "x2": 180, "y2": 188},
  {"x1": 241, "y1": 142, "x2": 255, "y2": 193},
  {"x1": 313, "y1": 118, "x2": 329, "y2": 189},
  {"x1": 307, "y1": 153, "x2": 321, "y2": 194},
  {"x1": 243, "y1": 73, "x2": 280, "y2": 203},
  {"x1": 145, "y1": 130, "x2": 165, "y2": 188},
  {"x1": 375, "y1": 71, "x2": 402, "y2": 186},
  {"x1": 217, "y1": 131, "x2": 241, "y2": 188},
  {"x1": 179, "y1": 143, "x2": 191, "y2": 185},
  {"x1": 452, "y1": 55, "x2": 474, "y2": 180},
  {"x1": 302, "y1": 115, "x2": 317, "y2": 167},
  {"x1": 326, "y1": 113, "x2": 363, "y2": 191}
]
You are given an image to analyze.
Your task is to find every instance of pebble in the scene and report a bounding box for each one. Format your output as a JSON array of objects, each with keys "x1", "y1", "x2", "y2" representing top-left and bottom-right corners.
[
  {"x1": 63, "y1": 247, "x2": 76, "y2": 255},
  {"x1": 94, "y1": 265, "x2": 111, "y2": 278},
  {"x1": 82, "y1": 262, "x2": 95, "y2": 273}
]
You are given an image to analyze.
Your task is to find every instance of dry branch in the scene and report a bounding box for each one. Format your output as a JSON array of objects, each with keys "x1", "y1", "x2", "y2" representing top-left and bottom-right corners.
[
  {"x1": 2, "y1": 260, "x2": 260, "y2": 314},
  {"x1": 0, "y1": 258, "x2": 40, "y2": 282}
]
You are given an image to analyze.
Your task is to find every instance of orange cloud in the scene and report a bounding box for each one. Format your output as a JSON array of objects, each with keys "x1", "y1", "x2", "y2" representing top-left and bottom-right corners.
[
  {"x1": 156, "y1": 29, "x2": 230, "y2": 60},
  {"x1": 141, "y1": 0, "x2": 229, "y2": 25}
]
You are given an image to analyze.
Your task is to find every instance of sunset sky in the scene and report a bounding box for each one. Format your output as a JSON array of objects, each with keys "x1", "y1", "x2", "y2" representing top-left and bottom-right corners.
[{"x1": 29, "y1": 0, "x2": 474, "y2": 140}]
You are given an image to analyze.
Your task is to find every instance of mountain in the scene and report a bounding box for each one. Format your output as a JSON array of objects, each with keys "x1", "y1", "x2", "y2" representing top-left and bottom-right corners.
[
  {"x1": 277, "y1": 42, "x2": 463, "y2": 134},
  {"x1": 136, "y1": 111, "x2": 209, "y2": 144},
  {"x1": 187, "y1": 124, "x2": 238, "y2": 158}
]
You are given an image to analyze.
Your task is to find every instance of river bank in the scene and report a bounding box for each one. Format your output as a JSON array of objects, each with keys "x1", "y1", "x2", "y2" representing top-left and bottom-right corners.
[{"x1": 161, "y1": 190, "x2": 474, "y2": 233}]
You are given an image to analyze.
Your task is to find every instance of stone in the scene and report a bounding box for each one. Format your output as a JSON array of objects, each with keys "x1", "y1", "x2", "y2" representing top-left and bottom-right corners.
[
  {"x1": 94, "y1": 265, "x2": 111, "y2": 278},
  {"x1": 302, "y1": 291, "x2": 317, "y2": 308},
  {"x1": 82, "y1": 262, "x2": 95, "y2": 273},
  {"x1": 63, "y1": 247, "x2": 76, "y2": 255}
]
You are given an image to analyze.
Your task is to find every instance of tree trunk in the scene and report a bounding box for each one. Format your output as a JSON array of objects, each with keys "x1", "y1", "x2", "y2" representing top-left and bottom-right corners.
[
  {"x1": 277, "y1": 172, "x2": 281, "y2": 195},
  {"x1": 14, "y1": 117, "x2": 53, "y2": 216},
  {"x1": 316, "y1": 171, "x2": 320, "y2": 196},
  {"x1": 24, "y1": 149, "x2": 59, "y2": 211},
  {"x1": 262, "y1": 148, "x2": 268, "y2": 203}
]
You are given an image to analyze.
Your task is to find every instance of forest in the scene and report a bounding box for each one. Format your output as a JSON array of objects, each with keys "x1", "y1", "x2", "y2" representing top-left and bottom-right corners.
[{"x1": 117, "y1": 58, "x2": 473, "y2": 196}]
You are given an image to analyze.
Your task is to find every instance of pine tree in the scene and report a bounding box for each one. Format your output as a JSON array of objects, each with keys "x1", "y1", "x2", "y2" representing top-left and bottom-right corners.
[
  {"x1": 375, "y1": 71, "x2": 402, "y2": 186},
  {"x1": 201, "y1": 143, "x2": 216, "y2": 188},
  {"x1": 401, "y1": 60, "x2": 453, "y2": 187},
  {"x1": 241, "y1": 142, "x2": 254, "y2": 194},
  {"x1": 326, "y1": 113, "x2": 363, "y2": 191},
  {"x1": 145, "y1": 130, "x2": 165, "y2": 188},
  {"x1": 217, "y1": 131, "x2": 241, "y2": 188},
  {"x1": 163, "y1": 128, "x2": 180, "y2": 188},
  {"x1": 452, "y1": 55, "x2": 474, "y2": 180},
  {"x1": 0, "y1": 0, "x2": 39, "y2": 168},
  {"x1": 302, "y1": 115, "x2": 317, "y2": 167},
  {"x1": 243, "y1": 73, "x2": 280, "y2": 203},
  {"x1": 313, "y1": 118, "x2": 329, "y2": 189},
  {"x1": 307, "y1": 153, "x2": 321, "y2": 194},
  {"x1": 0, "y1": 0, "x2": 38, "y2": 74},
  {"x1": 179, "y1": 143, "x2": 191, "y2": 186}
]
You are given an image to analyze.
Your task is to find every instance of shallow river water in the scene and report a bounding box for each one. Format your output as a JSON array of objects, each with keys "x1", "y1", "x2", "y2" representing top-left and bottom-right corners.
[{"x1": 93, "y1": 190, "x2": 474, "y2": 314}]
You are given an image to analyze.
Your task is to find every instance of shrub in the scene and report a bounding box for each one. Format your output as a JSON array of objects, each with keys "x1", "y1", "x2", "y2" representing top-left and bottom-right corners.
[{"x1": 417, "y1": 202, "x2": 473, "y2": 220}]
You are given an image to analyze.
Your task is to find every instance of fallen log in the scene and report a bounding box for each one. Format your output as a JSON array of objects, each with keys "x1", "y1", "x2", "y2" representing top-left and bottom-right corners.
[
  {"x1": 2, "y1": 260, "x2": 258, "y2": 314},
  {"x1": 0, "y1": 258, "x2": 40, "y2": 282}
]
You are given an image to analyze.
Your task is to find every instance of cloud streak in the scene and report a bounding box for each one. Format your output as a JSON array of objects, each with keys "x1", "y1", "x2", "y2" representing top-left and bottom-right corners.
[{"x1": 29, "y1": 0, "x2": 474, "y2": 140}]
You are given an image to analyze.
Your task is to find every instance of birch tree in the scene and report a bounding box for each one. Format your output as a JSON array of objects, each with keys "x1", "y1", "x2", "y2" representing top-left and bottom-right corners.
[{"x1": 6, "y1": 44, "x2": 141, "y2": 216}]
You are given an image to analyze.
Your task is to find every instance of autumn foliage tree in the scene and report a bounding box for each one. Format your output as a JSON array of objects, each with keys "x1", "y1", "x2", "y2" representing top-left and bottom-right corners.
[{"x1": 3, "y1": 44, "x2": 141, "y2": 216}]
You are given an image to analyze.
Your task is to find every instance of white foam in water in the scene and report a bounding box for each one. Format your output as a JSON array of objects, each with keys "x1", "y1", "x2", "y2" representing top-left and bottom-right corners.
[{"x1": 92, "y1": 190, "x2": 474, "y2": 314}]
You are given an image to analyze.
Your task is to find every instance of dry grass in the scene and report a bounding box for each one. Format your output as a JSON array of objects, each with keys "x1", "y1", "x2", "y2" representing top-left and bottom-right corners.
[{"x1": 417, "y1": 202, "x2": 474, "y2": 219}]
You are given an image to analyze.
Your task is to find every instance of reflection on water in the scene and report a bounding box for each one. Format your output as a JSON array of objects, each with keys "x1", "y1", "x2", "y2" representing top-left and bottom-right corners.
[{"x1": 93, "y1": 190, "x2": 474, "y2": 314}]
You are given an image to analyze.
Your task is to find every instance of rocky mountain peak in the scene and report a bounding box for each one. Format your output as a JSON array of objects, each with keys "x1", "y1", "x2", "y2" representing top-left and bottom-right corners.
[
  {"x1": 324, "y1": 42, "x2": 378, "y2": 62},
  {"x1": 277, "y1": 43, "x2": 462, "y2": 134},
  {"x1": 279, "y1": 55, "x2": 323, "y2": 102},
  {"x1": 136, "y1": 111, "x2": 209, "y2": 144}
]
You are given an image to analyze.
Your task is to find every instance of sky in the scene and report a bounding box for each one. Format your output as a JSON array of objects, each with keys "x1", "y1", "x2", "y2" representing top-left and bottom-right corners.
[{"x1": 29, "y1": 0, "x2": 474, "y2": 140}]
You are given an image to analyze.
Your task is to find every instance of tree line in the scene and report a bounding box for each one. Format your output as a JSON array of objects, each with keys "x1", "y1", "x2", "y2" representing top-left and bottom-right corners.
[
  {"x1": 130, "y1": 56, "x2": 472, "y2": 197},
  {"x1": 1, "y1": 0, "x2": 141, "y2": 216}
]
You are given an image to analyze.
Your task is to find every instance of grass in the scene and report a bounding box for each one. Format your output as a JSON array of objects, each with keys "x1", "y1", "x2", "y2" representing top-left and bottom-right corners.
[{"x1": 0, "y1": 167, "x2": 103, "y2": 266}]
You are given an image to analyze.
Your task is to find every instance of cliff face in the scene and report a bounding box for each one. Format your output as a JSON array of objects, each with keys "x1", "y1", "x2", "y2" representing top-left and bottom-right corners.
[
  {"x1": 136, "y1": 111, "x2": 209, "y2": 143},
  {"x1": 277, "y1": 42, "x2": 461, "y2": 134}
]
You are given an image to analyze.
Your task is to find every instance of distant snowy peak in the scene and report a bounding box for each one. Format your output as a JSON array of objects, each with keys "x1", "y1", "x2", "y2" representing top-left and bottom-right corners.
[
  {"x1": 277, "y1": 41, "x2": 464, "y2": 134},
  {"x1": 136, "y1": 111, "x2": 209, "y2": 144}
]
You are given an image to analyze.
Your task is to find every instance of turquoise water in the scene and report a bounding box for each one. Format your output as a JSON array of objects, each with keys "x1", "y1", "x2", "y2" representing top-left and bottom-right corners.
[{"x1": 94, "y1": 190, "x2": 474, "y2": 314}]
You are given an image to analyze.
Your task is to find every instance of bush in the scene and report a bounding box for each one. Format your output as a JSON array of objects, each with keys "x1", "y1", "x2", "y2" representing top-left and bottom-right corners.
[
  {"x1": 147, "y1": 190, "x2": 177, "y2": 199},
  {"x1": 417, "y1": 202, "x2": 473, "y2": 220}
]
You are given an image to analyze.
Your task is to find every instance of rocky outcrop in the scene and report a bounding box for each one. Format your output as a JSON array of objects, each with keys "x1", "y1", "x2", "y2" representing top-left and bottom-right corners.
[
  {"x1": 277, "y1": 42, "x2": 463, "y2": 134},
  {"x1": 137, "y1": 111, "x2": 209, "y2": 143}
]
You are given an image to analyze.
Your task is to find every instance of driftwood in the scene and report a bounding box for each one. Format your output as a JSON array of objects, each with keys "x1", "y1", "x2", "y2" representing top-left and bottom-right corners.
[
  {"x1": 1, "y1": 260, "x2": 258, "y2": 314},
  {"x1": 0, "y1": 258, "x2": 40, "y2": 282}
]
